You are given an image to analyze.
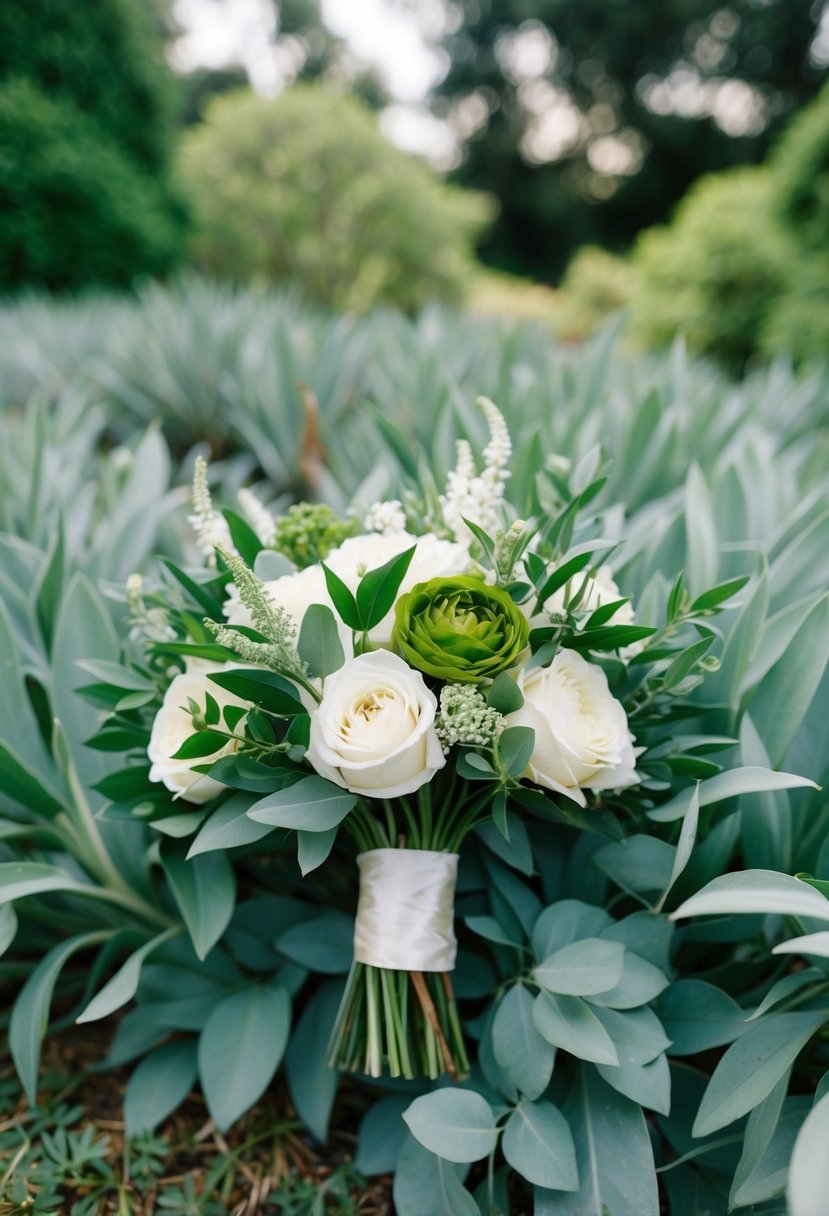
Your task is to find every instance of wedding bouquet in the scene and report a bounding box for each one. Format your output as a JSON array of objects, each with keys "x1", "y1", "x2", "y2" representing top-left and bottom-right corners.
[{"x1": 86, "y1": 397, "x2": 744, "y2": 1083}]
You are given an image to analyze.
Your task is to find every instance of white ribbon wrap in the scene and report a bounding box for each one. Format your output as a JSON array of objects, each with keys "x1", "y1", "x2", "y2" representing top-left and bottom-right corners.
[{"x1": 354, "y1": 848, "x2": 459, "y2": 972}]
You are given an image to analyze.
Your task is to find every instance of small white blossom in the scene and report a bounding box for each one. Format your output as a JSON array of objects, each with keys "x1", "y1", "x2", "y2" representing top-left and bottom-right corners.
[
  {"x1": 188, "y1": 456, "x2": 233, "y2": 566},
  {"x1": 435, "y1": 684, "x2": 505, "y2": 754},
  {"x1": 125, "y1": 572, "x2": 175, "y2": 643},
  {"x1": 440, "y1": 397, "x2": 512, "y2": 539},
  {"x1": 363, "y1": 500, "x2": 408, "y2": 536},
  {"x1": 237, "y1": 487, "x2": 277, "y2": 547}
]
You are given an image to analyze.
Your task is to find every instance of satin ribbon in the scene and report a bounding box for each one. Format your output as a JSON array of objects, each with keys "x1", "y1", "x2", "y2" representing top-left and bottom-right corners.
[{"x1": 353, "y1": 848, "x2": 459, "y2": 972}]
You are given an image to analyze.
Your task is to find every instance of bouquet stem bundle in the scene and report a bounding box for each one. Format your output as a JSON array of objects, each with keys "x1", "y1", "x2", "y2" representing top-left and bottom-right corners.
[{"x1": 327, "y1": 961, "x2": 470, "y2": 1080}]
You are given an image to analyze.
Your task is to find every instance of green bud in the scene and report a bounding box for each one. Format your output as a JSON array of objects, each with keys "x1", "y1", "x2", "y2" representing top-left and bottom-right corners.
[{"x1": 393, "y1": 575, "x2": 529, "y2": 683}]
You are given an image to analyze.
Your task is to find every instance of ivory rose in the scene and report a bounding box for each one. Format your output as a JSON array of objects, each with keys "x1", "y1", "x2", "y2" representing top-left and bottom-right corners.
[
  {"x1": 506, "y1": 648, "x2": 639, "y2": 806},
  {"x1": 307, "y1": 650, "x2": 446, "y2": 798},
  {"x1": 148, "y1": 664, "x2": 251, "y2": 804}
]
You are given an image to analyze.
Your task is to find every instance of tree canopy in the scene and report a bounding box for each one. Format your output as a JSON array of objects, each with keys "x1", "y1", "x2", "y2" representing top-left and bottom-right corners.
[{"x1": 434, "y1": 0, "x2": 827, "y2": 278}]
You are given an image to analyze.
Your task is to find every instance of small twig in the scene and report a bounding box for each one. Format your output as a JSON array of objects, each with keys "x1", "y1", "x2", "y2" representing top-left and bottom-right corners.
[{"x1": 410, "y1": 972, "x2": 458, "y2": 1080}]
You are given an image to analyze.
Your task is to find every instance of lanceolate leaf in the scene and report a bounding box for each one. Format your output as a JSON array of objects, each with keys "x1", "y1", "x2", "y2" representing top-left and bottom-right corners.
[
  {"x1": 693, "y1": 1011, "x2": 826, "y2": 1137},
  {"x1": 160, "y1": 839, "x2": 236, "y2": 960},
  {"x1": 247, "y1": 776, "x2": 356, "y2": 831},
  {"x1": 124, "y1": 1040, "x2": 199, "y2": 1137},
  {"x1": 11, "y1": 931, "x2": 108, "y2": 1103},
  {"x1": 198, "y1": 980, "x2": 291, "y2": 1131}
]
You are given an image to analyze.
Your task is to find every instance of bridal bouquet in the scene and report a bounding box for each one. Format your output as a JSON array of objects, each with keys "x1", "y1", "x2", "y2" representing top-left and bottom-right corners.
[{"x1": 86, "y1": 398, "x2": 740, "y2": 1083}]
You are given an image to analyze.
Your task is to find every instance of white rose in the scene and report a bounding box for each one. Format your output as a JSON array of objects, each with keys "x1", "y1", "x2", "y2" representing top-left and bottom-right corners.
[
  {"x1": 325, "y1": 532, "x2": 472, "y2": 644},
  {"x1": 307, "y1": 650, "x2": 446, "y2": 798},
  {"x1": 148, "y1": 664, "x2": 251, "y2": 804},
  {"x1": 506, "y1": 649, "x2": 639, "y2": 806}
]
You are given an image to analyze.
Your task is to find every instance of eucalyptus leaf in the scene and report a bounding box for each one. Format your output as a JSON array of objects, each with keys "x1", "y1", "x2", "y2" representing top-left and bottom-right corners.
[{"x1": 403, "y1": 1090, "x2": 499, "y2": 1163}]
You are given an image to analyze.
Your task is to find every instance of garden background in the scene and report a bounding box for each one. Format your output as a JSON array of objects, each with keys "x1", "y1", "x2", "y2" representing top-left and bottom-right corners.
[{"x1": 1, "y1": 1, "x2": 828, "y2": 1213}]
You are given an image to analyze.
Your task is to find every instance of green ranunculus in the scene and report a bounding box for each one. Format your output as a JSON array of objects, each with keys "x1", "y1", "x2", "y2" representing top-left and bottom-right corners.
[{"x1": 393, "y1": 575, "x2": 529, "y2": 683}]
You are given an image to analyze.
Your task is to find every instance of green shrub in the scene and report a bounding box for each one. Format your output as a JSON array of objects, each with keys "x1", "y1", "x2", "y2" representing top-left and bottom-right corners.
[
  {"x1": 0, "y1": 79, "x2": 185, "y2": 292},
  {"x1": 553, "y1": 246, "x2": 637, "y2": 342},
  {"x1": 771, "y1": 80, "x2": 829, "y2": 254},
  {"x1": 760, "y1": 256, "x2": 829, "y2": 364},
  {"x1": 629, "y1": 167, "x2": 793, "y2": 371},
  {"x1": 179, "y1": 85, "x2": 492, "y2": 312},
  {"x1": 0, "y1": 0, "x2": 176, "y2": 174}
]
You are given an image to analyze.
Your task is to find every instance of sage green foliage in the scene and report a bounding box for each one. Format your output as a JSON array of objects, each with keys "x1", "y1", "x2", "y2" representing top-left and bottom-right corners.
[
  {"x1": 0, "y1": 0, "x2": 186, "y2": 290},
  {"x1": 0, "y1": 285, "x2": 828, "y2": 1214},
  {"x1": 393, "y1": 576, "x2": 530, "y2": 682},
  {"x1": 179, "y1": 86, "x2": 491, "y2": 311}
]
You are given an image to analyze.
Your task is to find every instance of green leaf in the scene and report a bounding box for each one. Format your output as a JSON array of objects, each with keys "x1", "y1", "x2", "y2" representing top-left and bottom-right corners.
[
  {"x1": 773, "y1": 931, "x2": 829, "y2": 958},
  {"x1": 247, "y1": 776, "x2": 356, "y2": 831},
  {"x1": 649, "y1": 765, "x2": 817, "y2": 822},
  {"x1": 477, "y1": 814, "x2": 533, "y2": 875},
  {"x1": 355, "y1": 1095, "x2": 411, "y2": 1175},
  {"x1": 593, "y1": 836, "x2": 675, "y2": 895},
  {"x1": 657, "y1": 784, "x2": 700, "y2": 909},
  {"x1": 496, "y1": 726, "x2": 535, "y2": 778},
  {"x1": 660, "y1": 636, "x2": 714, "y2": 690},
  {"x1": 0, "y1": 861, "x2": 87, "y2": 905},
  {"x1": 596, "y1": 1051, "x2": 671, "y2": 1115},
  {"x1": 658, "y1": 979, "x2": 750, "y2": 1055},
  {"x1": 171, "y1": 730, "x2": 231, "y2": 760},
  {"x1": 502, "y1": 1100, "x2": 577, "y2": 1191},
  {"x1": 788, "y1": 1091, "x2": 829, "y2": 1216},
  {"x1": 0, "y1": 903, "x2": 17, "y2": 957},
  {"x1": 465, "y1": 914, "x2": 522, "y2": 948},
  {"x1": 207, "y1": 668, "x2": 304, "y2": 715},
  {"x1": 693, "y1": 1011, "x2": 826, "y2": 1136},
  {"x1": 535, "y1": 552, "x2": 593, "y2": 608},
  {"x1": 33, "y1": 517, "x2": 64, "y2": 653},
  {"x1": 394, "y1": 1136, "x2": 479, "y2": 1216},
  {"x1": 77, "y1": 927, "x2": 180, "y2": 1023},
  {"x1": 124, "y1": 1040, "x2": 198, "y2": 1138},
  {"x1": 187, "y1": 794, "x2": 275, "y2": 858},
  {"x1": 356, "y1": 545, "x2": 416, "y2": 630},
  {"x1": 671, "y1": 870, "x2": 829, "y2": 923},
  {"x1": 591, "y1": 1005, "x2": 673, "y2": 1065},
  {"x1": 403, "y1": 1089, "x2": 499, "y2": 1164},
  {"x1": 10, "y1": 931, "x2": 106, "y2": 1103},
  {"x1": 690, "y1": 575, "x2": 750, "y2": 613},
  {"x1": 297, "y1": 603, "x2": 345, "y2": 678},
  {"x1": 729, "y1": 1073, "x2": 803, "y2": 1209},
  {"x1": 296, "y1": 827, "x2": 338, "y2": 875},
  {"x1": 160, "y1": 557, "x2": 225, "y2": 616},
  {"x1": 0, "y1": 742, "x2": 67, "y2": 818},
  {"x1": 747, "y1": 591, "x2": 829, "y2": 767},
  {"x1": 533, "y1": 991, "x2": 619, "y2": 1065},
  {"x1": 198, "y1": 980, "x2": 291, "y2": 1131},
  {"x1": 492, "y1": 984, "x2": 555, "y2": 1100},
  {"x1": 587, "y1": 952, "x2": 669, "y2": 1010},
  {"x1": 563, "y1": 624, "x2": 656, "y2": 653},
  {"x1": 160, "y1": 839, "x2": 236, "y2": 960},
  {"x1": 685, "y1": 463, "x2": 718, "y2": 595},
  {"x1": 746, "y1": 968, "x2": 825, "y2": 1019},
  {"x1": 223, "y1": 508, "x2": 264, "y2": 564},
  {"x1": 535, "y1": 938, "x2": 625, "y2": 997},
  {"x1": 321, "y1": 562, "x2": 362, "y2": 630},
  {"x1": 535, "y1": 1065, "x2": 659, "y2": 1216},
  {"x1": 285, "y1": 981, "x2": 342, "y2": 1142},
  {"x1": 532, "y1": 900, "x2": 612, "y2": 960},
  {"x1": 276, "y1": 912, "x2": 353, "y2": 974},
  {"x1": 487, "y1": 672, "x2": 524, "y2": 714}
]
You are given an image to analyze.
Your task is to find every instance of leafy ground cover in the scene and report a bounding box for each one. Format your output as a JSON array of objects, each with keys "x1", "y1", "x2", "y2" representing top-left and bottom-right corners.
[{"x1": 0, "y1": 281, "x2": 827, "y2": 1214}]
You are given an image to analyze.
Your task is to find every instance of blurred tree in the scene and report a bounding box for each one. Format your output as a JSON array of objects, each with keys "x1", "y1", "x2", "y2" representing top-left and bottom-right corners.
[
  {"x1": 0, "y1": 0, "x2": 187, "y2": 291},
  {"x1": 180, "y1": 85, "x2": 491, "y2": 311},
  {"x1": 433, "y1": 0, "x2": 827, "y2": 278}
]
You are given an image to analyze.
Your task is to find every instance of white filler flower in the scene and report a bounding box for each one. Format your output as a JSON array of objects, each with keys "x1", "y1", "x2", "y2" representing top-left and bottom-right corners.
[
  {"x1": 507, "y1": 649, "x2": 639, "y2": 805},
  {"x1": 148, "y1": 664, "x2": 251, "y2": 804},
  {"x1": 307, "y1": 650, "x2": 446, "y2": 798},
  {"x1": 224, "y1": 564, "x2": 337, "y2": 634}
]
